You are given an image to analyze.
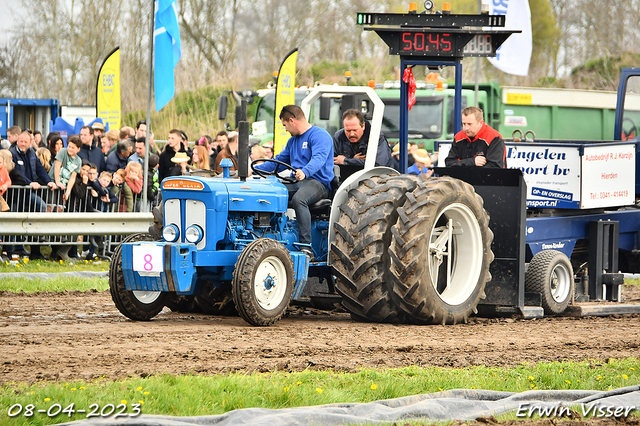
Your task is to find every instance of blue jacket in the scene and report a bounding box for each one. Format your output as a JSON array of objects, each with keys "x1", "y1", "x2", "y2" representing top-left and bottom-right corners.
[
  {"x1": 9, "y1": 145, "x2": 51, "y2": 185},
  {"x1": 106, "y1": 150, "x2": 129, "y2": 174},
  {"x1": 78, "y1": 139, "x2": 106, "y2": 173},
  {"x1": 256, "y1": 126, "x2": 334, "y2": 192}
]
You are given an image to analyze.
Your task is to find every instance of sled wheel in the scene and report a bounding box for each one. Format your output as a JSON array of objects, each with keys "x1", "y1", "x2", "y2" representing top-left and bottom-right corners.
[
  {"x1": 109, "y1": 233, "x2": 167, "y2": 321},
  {"x1": 194, "y1": 280, "x2": 237, "y2": 315},
  {"x1": 331, "y1": 174, "x2": 419, "y2": 322},
  {"x1": 149, "y1": 205, "x2": 163, "y2": 240},
  {"x1": 232, "y1": 239, "x2": 294, "y2": 326},
  {"x1": 389, "y1": 177, "x2": 494, "y2": 325},
  {"x1": 525, "y1": 250, "x2": 574, "y2": 314}
]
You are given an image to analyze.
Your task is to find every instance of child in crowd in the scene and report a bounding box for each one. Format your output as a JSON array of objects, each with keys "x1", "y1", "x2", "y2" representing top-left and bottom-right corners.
[
  {"x1": 49, "y1": 135, "x2": 83, "y2": 203},
  {"x1": 111, "y1": 168, "x2": 127, "y2": 212},
  {"x1": 97, "y1": 171, "x2": 118, "y2": 208},
  {"x1": 36, "y1": 147, "x2": 51, "y2": 173},
  {"x1": 123, "y1": 162, "x2": 143, "y2": 212},
  {"x1": 147, "y1": 154, "x2": 160, "y2": 204},
  {"x1": 407, "y1": 149, "x2": 434, "y2": 177}
]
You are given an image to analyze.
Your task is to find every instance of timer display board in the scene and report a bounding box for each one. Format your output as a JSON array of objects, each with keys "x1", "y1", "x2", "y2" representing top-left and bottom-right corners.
[
  {"x1": 357, "y1": 12, "x2": 518, "y2": 59},
  {"x1": 370, "y1": 28, "x2": 515, "y2": 58}
]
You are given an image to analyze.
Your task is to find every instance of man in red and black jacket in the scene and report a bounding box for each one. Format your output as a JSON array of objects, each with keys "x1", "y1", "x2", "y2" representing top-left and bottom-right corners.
[{"x1": 445, "y1": 106, "x2": 506, "y2": 168}]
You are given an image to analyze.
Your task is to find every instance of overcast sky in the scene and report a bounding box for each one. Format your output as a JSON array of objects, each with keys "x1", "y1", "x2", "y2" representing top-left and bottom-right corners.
[{"x1": 0, "y1": 0, "x2": 21, "y2": 42}]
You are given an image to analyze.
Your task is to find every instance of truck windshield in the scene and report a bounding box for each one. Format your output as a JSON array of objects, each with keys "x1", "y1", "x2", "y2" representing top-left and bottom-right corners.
[
  {"x1": 255, "y1": 92, "x2": 311, "y2": 133},
  {"x1": 622, "y1": 76, "x2": 640, "y2": 141},
  {"x1": 380, "y1": 97, "x2": 444, "y2": 140}
]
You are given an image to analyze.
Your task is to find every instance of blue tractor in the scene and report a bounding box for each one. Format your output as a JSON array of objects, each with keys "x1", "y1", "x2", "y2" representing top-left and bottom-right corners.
[{"x1": 109, "y1": 86, "x2": 495, "y2": 326}]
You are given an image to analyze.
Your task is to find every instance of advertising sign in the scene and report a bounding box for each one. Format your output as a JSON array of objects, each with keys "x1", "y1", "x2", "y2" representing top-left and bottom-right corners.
[
  {"x1": 437, "y1": 142, "x2": 582, "y2": 208},
  {"x1": 506, "y1": 144, "x2": 581, "y2": 208},
  {"x1": 580, "y1": 144, "x2": 635, "y2": 208},
  {"x1": 274, "y1": 48, "x2": 298, "y2": 155},
  {"x1": 96, "y1": 47, "x2": 121, "y2": 131}
]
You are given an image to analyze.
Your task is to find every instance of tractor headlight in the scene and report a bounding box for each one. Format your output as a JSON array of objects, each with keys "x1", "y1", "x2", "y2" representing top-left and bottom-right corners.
[
  {"x1": 185, "y1": 225, "x2": 204, "y2": 244},
  {"x1": 163, "y1": 224, "x2": 180, "y2": 242}
]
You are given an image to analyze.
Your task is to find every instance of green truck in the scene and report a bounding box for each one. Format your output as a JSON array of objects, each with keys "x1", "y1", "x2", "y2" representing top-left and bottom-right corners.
[{"x1": 224, "y1": 81, "x2": 622, "y2": 153}]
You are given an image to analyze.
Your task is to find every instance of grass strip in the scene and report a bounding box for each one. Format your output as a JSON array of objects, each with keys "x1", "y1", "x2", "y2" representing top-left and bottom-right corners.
[
  {"x1": 0, "y1": 258, "x2": 110, "y2": 274},
  {"x1": 0, "y1": 277, "x2": 108, "y2": 293},
  {"x1": 1, "y1": 359, "x2": 639, "y2": 426}
]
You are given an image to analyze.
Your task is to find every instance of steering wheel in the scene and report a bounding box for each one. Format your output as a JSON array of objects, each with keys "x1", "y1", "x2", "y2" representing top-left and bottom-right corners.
[
  {"x1": 622, "y1": 117, "x2": 637, "y2": 141},
  {"x1": 251, "y1": 159, "x2": 298, "y2": 184}
]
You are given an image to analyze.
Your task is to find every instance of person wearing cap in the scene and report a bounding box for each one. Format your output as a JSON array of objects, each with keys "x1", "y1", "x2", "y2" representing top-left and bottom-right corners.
[
  {"x1": 92, "y1": 121, "x2": 105, "y2": 138},
  {"x1": 254, "y1": 105, "x2": 334, "y2": 259},
  {"x1": 333, "y1": 108, "x2": 394, "y2": 182},
  {"x1": 171, "y1": 151, "x2": 192, "y2": 175},
  {"x1": 78, "y1": 125, "x2": 106, "y2": 173},
  {"x1": 445, "y1": 106, "x2": 505, "y2": 168},
  {"x1": 390, "y1": 143, "x2": 416, "y2": 171},
  {"x1": 159, "y1": 129, "x2": 189, "y2": 182},
  {"x1": 407, "y1": 149, "x2": 434, "y2": 177}
]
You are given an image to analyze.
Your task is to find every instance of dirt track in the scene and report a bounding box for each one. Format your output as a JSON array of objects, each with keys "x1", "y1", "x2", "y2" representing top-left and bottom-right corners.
[{"x1": 2, "y1": 289, "x2": 640, "y2": 385}]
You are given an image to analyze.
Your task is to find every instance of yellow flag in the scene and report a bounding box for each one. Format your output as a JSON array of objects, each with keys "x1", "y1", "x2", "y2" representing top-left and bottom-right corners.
[
  {"x1": 97, "y1": 47, "x2": 122, "y2": 131},
  {"x1": 274, "y1": 48, "x2": 298, "y2": 155}
]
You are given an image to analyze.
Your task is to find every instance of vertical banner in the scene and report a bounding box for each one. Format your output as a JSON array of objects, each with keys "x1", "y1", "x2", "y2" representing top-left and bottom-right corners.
[
  {"x1": 274, "y1": 48, "x2": 298, "y2": 155},
  {"x1": 488, "y1": 0, "x2": 532, "y2": 76},
  {"x1": 96, "y1": 47, "x2": 121, "y2": 131},
  {"x1": 154, "y1": 0, "x2": 182, "y2": 111}
]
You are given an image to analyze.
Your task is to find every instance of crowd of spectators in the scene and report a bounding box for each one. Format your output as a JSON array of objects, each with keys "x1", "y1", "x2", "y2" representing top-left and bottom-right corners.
[
  {"x1": 3, "y1": 114, "x2": 427, "y2": 262},
  {"x1": 0, "y1": 122, "x2": 164, "y2": 261}
]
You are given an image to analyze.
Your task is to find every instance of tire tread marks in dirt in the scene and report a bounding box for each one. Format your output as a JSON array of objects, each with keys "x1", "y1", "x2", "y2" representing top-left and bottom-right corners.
[
  {"x1": 389, "y1": 177, "x2": 494, "y2": 325},
  {"x1": 525, "y1": 249, "x2": 574, "y2": 315},
  {"x1": 232, "y1": 238, "x2": 295, "y2": 326},
  {"x1": 331, "y1": 174, "x2": 419, "y2": 323},
  {"x1": 109, "y1": 233, "x2": 167, "y2": 321}
]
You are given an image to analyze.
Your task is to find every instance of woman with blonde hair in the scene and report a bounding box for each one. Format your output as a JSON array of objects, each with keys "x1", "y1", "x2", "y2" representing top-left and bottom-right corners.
[
  {"x1": 190, "y1": 145, "x2": 210, "y2": 170},
  {"x1": 36, "y1": 147, "x2": 52, "y2": 173}
]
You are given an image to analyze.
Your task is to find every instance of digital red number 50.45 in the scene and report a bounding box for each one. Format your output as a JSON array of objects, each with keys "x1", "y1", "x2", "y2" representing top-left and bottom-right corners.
[{"x1": 402, "y1": 33, "x2": 452, "y2": 52}]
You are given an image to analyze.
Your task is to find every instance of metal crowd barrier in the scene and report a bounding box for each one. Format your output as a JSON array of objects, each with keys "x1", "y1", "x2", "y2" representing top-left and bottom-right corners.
[{"x1": 1, "y1": 185, "x2": 159, "y2": 258}]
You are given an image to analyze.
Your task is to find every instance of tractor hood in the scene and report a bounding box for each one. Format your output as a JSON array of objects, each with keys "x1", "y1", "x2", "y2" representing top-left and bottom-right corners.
[{"x1": 161, "y1": 175, "x2": 289, "y2": 214}]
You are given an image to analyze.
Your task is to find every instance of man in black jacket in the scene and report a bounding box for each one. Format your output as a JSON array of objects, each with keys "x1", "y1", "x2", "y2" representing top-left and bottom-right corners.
[
  {"x1": 158, "y1": 129, "x2": 189, "y2": 182},
  {"x1": 10, "y1": 131, "x2": 57, "y2": 193},
  {"x1": 78, "y1": 125, "x2": 106, "y2": 173},
  {"x1": 333, "y1": 109, "x2": 393, "y2": 181},
  {"x1": 445, "y1": 106, "x2": 506, "y2": 168}
]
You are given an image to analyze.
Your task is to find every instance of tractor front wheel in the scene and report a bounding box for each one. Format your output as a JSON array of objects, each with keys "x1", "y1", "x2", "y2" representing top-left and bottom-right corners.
[
  {"x1": 232, "y1": 239, "x2": 294, "y2": 326},
  {"x1": 109, "y1": 233, "x2": 167, "y2": 321}
]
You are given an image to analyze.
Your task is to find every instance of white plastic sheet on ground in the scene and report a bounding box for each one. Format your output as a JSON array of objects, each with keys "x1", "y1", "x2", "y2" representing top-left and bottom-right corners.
[{"x1": 60, "y1": 386, "x2": 639, "y2": 426}]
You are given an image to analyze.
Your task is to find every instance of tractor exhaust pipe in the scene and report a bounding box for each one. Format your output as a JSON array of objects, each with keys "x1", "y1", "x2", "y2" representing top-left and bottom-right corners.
[{"x1": 238, "y1": 120, "x2": 249, "y2": 181}]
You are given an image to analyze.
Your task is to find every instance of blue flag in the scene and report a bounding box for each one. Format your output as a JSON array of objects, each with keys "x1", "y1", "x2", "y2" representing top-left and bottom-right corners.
[{"x1": 154, "y1": 0, "x2": 181, "y2": 111}]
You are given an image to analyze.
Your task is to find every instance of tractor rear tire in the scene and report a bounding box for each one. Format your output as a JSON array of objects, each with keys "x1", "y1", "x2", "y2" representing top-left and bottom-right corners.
[
  {"x1": 389, "y1": 177, "x2": 493, "y2": 325},
  {"x1": 525, "y1": 250, "x2": 574, "y2": 315},
  {"x1": 232, "y1": 238, "x2": 295, "y2": 326},
  {"x1": 109, "y1": 233, "x2": 167, "y2": 321},
  {"x1": 331, "y1": 174, "x2": 419, "y2": 323},
  {"x1": 194, "y1": 280, "x2": 237, "y2": 315}
]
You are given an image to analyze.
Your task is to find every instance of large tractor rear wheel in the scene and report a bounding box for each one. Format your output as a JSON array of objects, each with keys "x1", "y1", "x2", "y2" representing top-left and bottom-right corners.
[
  {"x1": 109, "y1": 233, "x2": 167, "y2": 321},
  {"x1": 389, "y1": 177, "x2": 493, "y2": 324},
  {"x1": 232, "y1": 238, "x2": 295, "y2": 326},
  {"x1": 525, "y1": 250, "x2": 574, "y2": 315},
  {"x1": 331, "y1": 174, "x2": 419, "y2": 322}
]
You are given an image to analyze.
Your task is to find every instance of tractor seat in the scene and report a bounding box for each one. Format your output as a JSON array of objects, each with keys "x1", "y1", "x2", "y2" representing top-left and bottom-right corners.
[{"x1": 307, "y1": 176, "x2": 340, "y2": 216}]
